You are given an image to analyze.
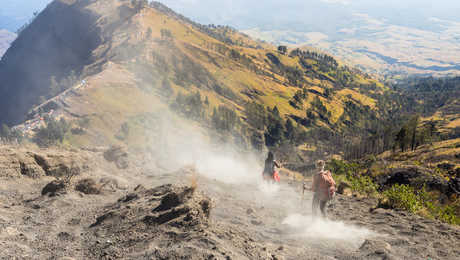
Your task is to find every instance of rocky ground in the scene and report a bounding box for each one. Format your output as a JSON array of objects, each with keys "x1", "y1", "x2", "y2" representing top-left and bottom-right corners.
[{"x1": 0, "y1": 145, "x2": 459, "y2": 259}]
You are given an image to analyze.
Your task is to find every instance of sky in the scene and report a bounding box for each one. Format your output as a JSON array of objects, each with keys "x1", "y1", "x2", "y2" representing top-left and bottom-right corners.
[
  {"x1": 2, "y1": 0, "x2": 460, "y2": 32},
  {"x1": 156, "y1": 0, "x2": 460, "y2": 32},
  {"x1": 0, "y1": 0, "x2": 51, "y2": 32}
]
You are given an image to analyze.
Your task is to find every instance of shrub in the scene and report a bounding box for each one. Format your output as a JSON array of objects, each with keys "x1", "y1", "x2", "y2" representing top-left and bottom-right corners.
[
  {"x1": 328, "y1": 160, "x2": 460, "y2": 225},
  {"x1": 383, "y1": 184, "x2": 422, "y2": 213},
  {"x1": 0, "y1": 124, "x2": 23, "y2": 143},
  {"x1": 382, "y1": 184, "x2": 460, "y2": 225},
  {"x1": 349, "y1": 175, "x2": 378, "y2": 197},
  {"x1": 75, "y1": 178, "x2": 101, "y2": 195},
  {"x1": 436, "y1": 205, "x2": 460, "y2": 225},
  {"x1": 327, "y1": 159, "x2": 377, "y2": 197},
  {"x1": 327, "y1": 159, "x2": 359, "y2": 176}
]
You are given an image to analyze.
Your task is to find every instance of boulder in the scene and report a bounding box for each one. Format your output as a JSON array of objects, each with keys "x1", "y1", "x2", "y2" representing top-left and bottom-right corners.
[
  {"x1": 448, "y1": 177, "x2": 460, "y2": 195},
  {"x1": 360, "y1": 239, "x2": 392, "y2": 254},
  {"x1": 42, "y1": 180, "x2": 67, "y2": 196},
  {"x1": 374, "y1": 166, "x2": 455, "y2": 195},
  {"x1": 103, "y1": 145, "x2": 129, "y2": 169},
  {"x1": 75, "y1": 178, "x2": 101, "y2": 194},
  {"x1": 437, "y1": 163, "x2": 455, "y2": 171},
  {"x1": 0, "y1": 147, "x2": 45, "y2": 178},
  {"x1": 91, "y1": 184, "x2": 212, "y2": 229},
  {"x1": 33, "y1": 153, "x2": 84, "y2": 178},
  {"x1": 337, "y1": 182, "x2": 352, "y2": 196}
]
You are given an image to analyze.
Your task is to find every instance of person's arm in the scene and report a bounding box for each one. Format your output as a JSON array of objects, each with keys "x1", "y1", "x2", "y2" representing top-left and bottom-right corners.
[{"x1": 327, "y1": 171, "x2": 336, "y2": 187}]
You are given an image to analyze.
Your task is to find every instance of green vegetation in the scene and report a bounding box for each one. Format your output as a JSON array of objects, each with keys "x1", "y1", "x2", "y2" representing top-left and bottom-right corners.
[
  {"x1": 171, "y1": 92, "x2": 206, "y2": 120},
  {"x1": 245, "y1": 101, "x2": 266, "y2": 131},
  {"x1": 328, "y1": 159, "x2": 460, "y2": 225},
  {"x1": 327, "y1": 159, "x2": 378, "y2": 197},
  {"x1": 33, "y1": 117, "x2": 70, "y2": 147},
  {"x1": 0, "y1": 124, "x2": 23, "y2": 143},
  {"x1": 211, "y1": 105, "x2": 239, "y2": 132},
  {"x1": 349, "y1": 175, "x2": 378, "y2": 197},
  {"x1": 393, "y1": 77, "x2": 460, "y2": 117},
  {"x1": 382, "y1": 184, "x2": 423, "y2": 213},
  {"x1": 345, "y1": 76, "x2": 460, "y2": 159},
  {"x1": 382, "y1": 184, "x2": 460, "y2": 225},
  {"x1": 160, "y1": 28, "x2": 173, "y2": 41}
]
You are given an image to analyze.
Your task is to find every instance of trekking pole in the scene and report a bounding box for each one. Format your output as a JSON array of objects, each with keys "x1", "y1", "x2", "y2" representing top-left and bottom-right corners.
[{"x1": 301, "y1": 179, "x2": 306, "y2": 207}]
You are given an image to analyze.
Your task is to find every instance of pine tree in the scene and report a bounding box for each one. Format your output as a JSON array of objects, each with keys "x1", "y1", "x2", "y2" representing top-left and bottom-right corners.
[
  {"x1": 395, "y1": 127, "x2": 407, "y2": 152},
  {"x1": 245, "y1": 101, "x2": 266, "y2": 130},
  {"x1": 409, "y1": 115, "x2": 420, "y2": 151},
  {"x1": 285, "y1": 118, "x2": 296, "y2": 143}
]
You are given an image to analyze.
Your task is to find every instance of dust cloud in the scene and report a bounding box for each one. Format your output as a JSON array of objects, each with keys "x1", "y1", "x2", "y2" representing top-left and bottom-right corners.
[
  {"x1": 149, "y1": 111, "x2": 263, "y2": 185},
  {"x1": 143, "y1": 109, "x2": 376, "y2": 248},
  {"x1": 282, "y1": 213, "x2": 376, "y2": 244}
]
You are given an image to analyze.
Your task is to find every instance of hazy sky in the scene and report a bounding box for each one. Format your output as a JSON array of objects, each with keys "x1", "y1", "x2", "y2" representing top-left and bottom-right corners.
[
  {"x1": 2, "y1": 0, "x2": 460, "y2": 32},
  {"x1": 0, "y1": 0, "x2": 51, "y2": 31},
  {"x1": 157, "y1": 0, "x2": 460, "y2": 31}
]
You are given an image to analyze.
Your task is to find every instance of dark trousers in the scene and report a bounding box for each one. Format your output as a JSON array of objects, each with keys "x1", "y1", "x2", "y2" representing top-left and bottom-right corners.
[{"x1": 312, "y1": 193, "x2": 328, "y2": 218}]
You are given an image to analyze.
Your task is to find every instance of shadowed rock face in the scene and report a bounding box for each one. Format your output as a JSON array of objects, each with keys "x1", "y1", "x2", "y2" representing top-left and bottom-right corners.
[
  {"x1": 90, "y1": 184, "x2": 210, "y2": 229},
  {"x1": 0, "y1": 0, "x2": 101, "y2": 125},
  {"x1": 88, "y1": 184, "x2": 219, "y2": 258},
  {"x1": 374, "y1": 166, "x2": 459, "y2": 196}
]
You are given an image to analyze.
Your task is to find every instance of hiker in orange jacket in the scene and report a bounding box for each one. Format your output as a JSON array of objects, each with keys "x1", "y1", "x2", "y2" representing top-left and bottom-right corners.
[{"x1": 311, "y1": 160, "x2": 336, "y2": 218}]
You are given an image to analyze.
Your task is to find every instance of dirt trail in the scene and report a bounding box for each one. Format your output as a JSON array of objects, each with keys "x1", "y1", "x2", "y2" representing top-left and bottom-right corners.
[
  {"x1": 195, "y1": 175, "x2": 460, "y2": 260},
  {"x1": 0, "y1": 159, "x2": 459, "y2": 259}
]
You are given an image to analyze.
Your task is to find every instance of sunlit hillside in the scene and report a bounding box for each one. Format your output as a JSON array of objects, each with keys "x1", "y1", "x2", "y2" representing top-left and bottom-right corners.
[{"x1": 0, "y1": 0, "x2": 389, "y2": 157}]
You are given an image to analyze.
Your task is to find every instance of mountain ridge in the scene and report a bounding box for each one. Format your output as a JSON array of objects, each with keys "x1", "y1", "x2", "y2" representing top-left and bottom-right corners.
[
  {"x1": 0, "y1": 0, "x2": 389, "y2": 155},
  {"x1": 1, "y1": 0, "x2": 458, "y2": 168}
]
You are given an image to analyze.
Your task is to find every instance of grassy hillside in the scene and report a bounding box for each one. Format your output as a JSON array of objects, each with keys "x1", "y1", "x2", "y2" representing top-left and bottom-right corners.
[{"x1": 394, "y1": 77, "x2": 460, "y2": 135}]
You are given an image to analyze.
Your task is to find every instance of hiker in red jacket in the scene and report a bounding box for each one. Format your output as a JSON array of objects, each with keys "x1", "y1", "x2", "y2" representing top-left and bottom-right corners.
[
  {"x1": 311, "y1": 160, "x2": 336, "y2": 218},
  {"x1": 262, "y1": 151, "x2": 281, "y2": 182}
]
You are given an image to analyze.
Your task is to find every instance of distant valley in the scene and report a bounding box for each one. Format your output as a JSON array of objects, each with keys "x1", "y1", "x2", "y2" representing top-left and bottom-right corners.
[
  {"x1": 158, "y1": 0, "x2": 460, "y2": 78},
  {"x1": 244, "y1": 15, "x2": 460, "y2": 78}
]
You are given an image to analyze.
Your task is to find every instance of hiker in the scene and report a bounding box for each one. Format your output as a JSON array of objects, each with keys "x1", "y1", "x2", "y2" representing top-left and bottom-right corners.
[
  {"x1": 311, "y1": 160, "x2": 336, "y2": 218},
  {"x1": 262, "y1": 151, "x2": 281, "y2": 182}
]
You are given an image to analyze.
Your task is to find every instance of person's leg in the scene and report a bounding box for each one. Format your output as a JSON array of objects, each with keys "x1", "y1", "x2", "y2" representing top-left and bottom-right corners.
[
  {"x1": 312, "y1": 193, "x2": 319, "y2": 217},
  {"x1": 262, "y1": 172, "x2": 270, "y2": 182},
  {"x1": 320, "y1": 200, "x2": 328, "y2": 218}
]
